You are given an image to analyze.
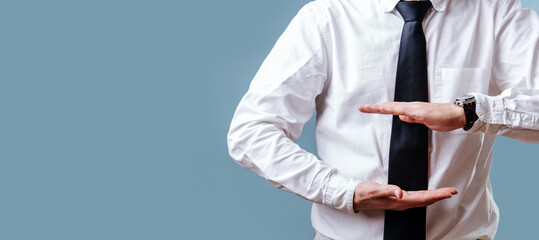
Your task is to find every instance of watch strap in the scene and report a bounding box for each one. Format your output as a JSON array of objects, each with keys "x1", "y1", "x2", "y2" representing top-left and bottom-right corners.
[{"x1": 454, "y1": 95, "x2": 479, "y2": 131}]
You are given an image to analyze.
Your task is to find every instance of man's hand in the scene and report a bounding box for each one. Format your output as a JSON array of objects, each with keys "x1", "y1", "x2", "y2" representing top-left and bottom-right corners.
[
  {"x1": 358, "y1": 102, "x2": 467, "y2": 132},
  {"x1": 353, "y1": 182, "x2": 458, "y2": 212}
]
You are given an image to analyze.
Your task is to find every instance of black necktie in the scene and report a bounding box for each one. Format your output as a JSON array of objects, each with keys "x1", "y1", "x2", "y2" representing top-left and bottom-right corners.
[{"x1": 384, "y1": 1, "x2": 432, "y2": 240}]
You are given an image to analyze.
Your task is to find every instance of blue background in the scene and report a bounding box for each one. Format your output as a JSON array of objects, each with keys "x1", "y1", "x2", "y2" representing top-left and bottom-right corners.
[{"x1": 1, "y1": 0, "x2": 538, "y2": 239}]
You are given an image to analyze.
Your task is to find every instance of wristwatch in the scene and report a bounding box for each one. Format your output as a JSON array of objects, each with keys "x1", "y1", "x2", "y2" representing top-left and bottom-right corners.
[{"x1": 454, "y1": 94, "x2": 479, "y2": 131}]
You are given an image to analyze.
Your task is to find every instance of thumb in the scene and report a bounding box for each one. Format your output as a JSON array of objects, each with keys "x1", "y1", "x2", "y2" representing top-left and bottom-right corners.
[
  {"x1": 399, "y1": 115, "x2": 417, "y2": 124},
  {"x1": 378, "y1": 184, "x2": 403, "y2": 199}
]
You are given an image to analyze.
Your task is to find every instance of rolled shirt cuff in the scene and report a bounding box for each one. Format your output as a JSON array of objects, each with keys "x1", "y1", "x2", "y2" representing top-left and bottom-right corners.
[
  {"x1": 469, "y1": 91, "x2": 539, "y2": 133},
  {"x1": 468, "y1": 92, "x2": 504, "y2": 133},
  {"x1": 323, "y1": 174, "x2": 360, "y2": 214}
]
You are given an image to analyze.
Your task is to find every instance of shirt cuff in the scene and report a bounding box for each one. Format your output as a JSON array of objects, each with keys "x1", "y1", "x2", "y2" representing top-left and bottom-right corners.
[
  {"x1": 322, "y1": 175, "x2": 360, "y2": 214},
  {"x1": 468, "y1": 92, "x2": 504, "y2": 133}
]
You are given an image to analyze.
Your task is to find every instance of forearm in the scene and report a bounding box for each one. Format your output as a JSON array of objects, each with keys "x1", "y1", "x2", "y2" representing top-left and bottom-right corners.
[{"x1": 227, "y1": 117, "x2": 358, "y2": 213}]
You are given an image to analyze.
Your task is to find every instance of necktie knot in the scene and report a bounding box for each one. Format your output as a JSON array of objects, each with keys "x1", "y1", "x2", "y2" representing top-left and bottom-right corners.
[{"x1": 396, "y1": 1, "x2": 432, "y2": 22}]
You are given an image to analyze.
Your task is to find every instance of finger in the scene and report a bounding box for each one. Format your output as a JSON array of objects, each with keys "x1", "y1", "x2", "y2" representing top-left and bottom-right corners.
[
  {"x1": 373, "y1": 188, "x2": 454, "y2": 211},
  {"x1": 423, "y1": 191, "x2": 453, "y2": 206},
  {"x1": 379, "y1": 102, "x2": 420, "y2": 117},
  {"x1": 402, "y1": 189, "x2": 453, "y2": 206},
  {"x1": 359, "y1": 102, "x2": 399, "y2": 114},
  {"x1": 422, "y1": 191, "x2": 453, "y2": 204},
  {"x1": 359, "y1": 103, "x2": 388, "y2": 114},
  {"x1": 358, "y1": 104, "x2": 376, "y2": 113},
  {"x1": 381, "y1": 102, "x2": 427, "y2": 119},
  {"x1": 436, "y1": 187, "x2": 458, "y2": 195},
  {"x1": 389, "y1": 185, "x2": 403, "y2": 199},
  {"x1": 423, "y1": 189, "x2": 454, "y2": 199},
  {"x1": 377, "y1": 102, "x2": 399, "y2": 114}
]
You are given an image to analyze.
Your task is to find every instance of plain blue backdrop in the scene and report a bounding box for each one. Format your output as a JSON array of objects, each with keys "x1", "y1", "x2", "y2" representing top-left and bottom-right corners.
[{"x1": 1, "y1": 0, "x2": 538, "y2": 239}]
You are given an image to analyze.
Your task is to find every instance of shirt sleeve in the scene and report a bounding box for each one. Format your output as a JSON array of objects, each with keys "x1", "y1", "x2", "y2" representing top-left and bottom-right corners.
[
  {"x1": 469, "y1": 0, "x2": 539, "y2": 143},
  {"x1": 227, "y1": 4, "x2": 359, "y2": 214}
]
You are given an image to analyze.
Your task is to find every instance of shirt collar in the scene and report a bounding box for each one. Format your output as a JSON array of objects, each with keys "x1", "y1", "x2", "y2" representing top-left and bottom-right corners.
[{"x1": 379, "y1": 0, "x2": 448, "y2": 13}]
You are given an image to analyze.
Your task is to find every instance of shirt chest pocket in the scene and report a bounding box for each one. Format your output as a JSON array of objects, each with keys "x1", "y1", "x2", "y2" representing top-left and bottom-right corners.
[
  {"x1": 433, "y1": 68, "x2": 490, "y2": 102},
  {"x1": 432, "y1": 67, "x2": 490, "y2": 134}
]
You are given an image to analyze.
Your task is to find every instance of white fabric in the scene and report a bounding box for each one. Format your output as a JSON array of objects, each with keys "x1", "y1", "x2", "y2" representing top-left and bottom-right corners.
[
  {"x1": 314, "y1": 230, "x2": 334, "y2": 240},
  {"x1": 227, "y1": 0, "x2": 539, "y2": 239}
]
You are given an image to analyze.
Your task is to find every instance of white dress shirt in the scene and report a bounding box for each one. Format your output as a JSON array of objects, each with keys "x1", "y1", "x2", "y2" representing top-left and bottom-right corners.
[{"x1": 227, "y1": 0, "x2": 539, "y2": 239}]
